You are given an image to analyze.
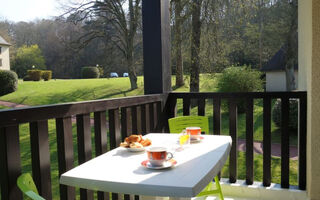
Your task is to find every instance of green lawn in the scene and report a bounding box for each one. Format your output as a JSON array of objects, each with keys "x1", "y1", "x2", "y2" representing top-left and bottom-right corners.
[{"x1": 0, "y1": 75, "x2": 299, "y2": 199}]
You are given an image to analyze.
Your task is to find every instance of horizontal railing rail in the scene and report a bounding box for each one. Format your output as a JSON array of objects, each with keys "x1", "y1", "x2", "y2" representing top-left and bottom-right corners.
[
  {"x1": 0, "y1": 94, "x2": 167, "y2": 200},
  {"x1": 165, "y1": 91, "x2": 307, "y2": 190}
]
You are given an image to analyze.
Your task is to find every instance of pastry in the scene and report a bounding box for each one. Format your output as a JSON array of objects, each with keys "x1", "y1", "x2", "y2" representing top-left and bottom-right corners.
[{"x1": 129, "y1": 142, "x2": 143, "y2": 148}]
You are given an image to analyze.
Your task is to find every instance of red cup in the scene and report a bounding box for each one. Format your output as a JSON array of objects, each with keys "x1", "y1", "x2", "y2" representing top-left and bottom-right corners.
[
  {"x1": 186, "y1": 127, "x2": 201, "y2": 139},
  {"x1": 147, "y1": 147, "x2": 173, "y2": 166}
]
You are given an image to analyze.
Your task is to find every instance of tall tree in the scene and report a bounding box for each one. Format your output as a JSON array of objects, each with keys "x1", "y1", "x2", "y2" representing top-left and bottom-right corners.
[
  {"x1": 172, "y1": 0, "x2": 188, "y2": 87},
  {"x1": 284, "y1": 0, "x2": 298, "y2": 91},
  {"x1": 190, "y1": 0, "x2": 202, "y2": 93},
  {"x1": 64, "y1": 0, "x2": 141, "y2": 90}
]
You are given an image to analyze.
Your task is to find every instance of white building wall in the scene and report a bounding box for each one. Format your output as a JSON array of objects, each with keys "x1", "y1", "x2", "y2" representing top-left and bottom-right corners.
[
  {"x1": 265, "y1": 71, "x2": 298, "y2": 91},
  {"x1": 0, "y1": 45, "x2": 10, "y2": 70}
]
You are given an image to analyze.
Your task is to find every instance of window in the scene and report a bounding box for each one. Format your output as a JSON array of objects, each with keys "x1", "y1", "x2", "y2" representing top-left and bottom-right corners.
[
  {"x1": 0, "y1": 59, "x2": 2, "y2": 67},
  {"x1": 0, "y1": 47, "x2": 2, "y2": 54}
]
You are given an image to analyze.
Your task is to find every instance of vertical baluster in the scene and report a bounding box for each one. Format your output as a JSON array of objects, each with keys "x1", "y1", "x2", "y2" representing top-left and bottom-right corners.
[
  {"x1": 109, "y1": 109, "x2": 121, "y2": 149},
  {"x1": 213, "y1": 98, "x2": 221, "y2": 135},
  {"x1": 263, "y1": 97, "x2": 271, "y2": 186},
  {"x1": 213, "y1": 98, "x2": 221, "y2": 179},
  {"x1": 131, "y1": 106, "x2": 138, "y2": 133},
  {"x1": 164, "y1": 97, "x2": 177, "y2": 132},
  {"x1": 136, "y1": 106, "x2": 142, "y2": 134},
  {"x1": 141, "y1": 104, "x2": 147, "y2": 135},
  {"x1": 30, "y1": 120, "x2": 52, "y2": 199},
  {"x1": 155, "y1": 101, "x2": 162, "y2": 132},
  {"x1": 229, "y1": 99, "x2": 237, "y2": 183},
  {"x1": 94, "y1": 111, "x2": 109, "y2": 200},
  {"x1": 0, "y1": 125, "x2": 22, "y2": 200},
  {"x1": 198, "y1": 98, "x2": 205, "y2": 116},
  {"x1": 281, "y1": 97, "x2": 290, "y2": 188},
  {"x1": 121, "y1": 107, "x2": 131, "y2": 200},
  {"x1": 149, "y1": 103, "x2": 155, "y2": 132},
  {"x1": 76, "y1": 114, "x2": 94, "y2": 200},
  {"x1": 56, "y1": 117, "x2": 75, "y2": 200},
  {"x1": 299, "y1": 95, "x2": 307, "y2": 190},
  {"x1": 108, "y1": 109, "x2": 121, "y2": 200},
  {"x1": 183, "y1": 97, "x2": 191, "y2": 116},
  {"x1": 245, "y1": 98, "x2": 254, "y2": 185}
]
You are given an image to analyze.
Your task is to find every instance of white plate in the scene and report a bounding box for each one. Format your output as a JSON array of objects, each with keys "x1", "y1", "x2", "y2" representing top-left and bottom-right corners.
[
  {"x1": 126, "y1": 147, "x2": 145, "y2": 152},
  {"x1": 190, "y1": 136, "x2": 204, "y2": 143},
  {"x1": 141, "y1": 159, "x2": 177, "y2": 169}
]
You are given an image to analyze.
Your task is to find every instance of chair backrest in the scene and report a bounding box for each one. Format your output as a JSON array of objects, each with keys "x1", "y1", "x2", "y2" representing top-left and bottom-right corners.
[
  {"x1": 17, "y1": 173, "x2": 45, "y2": 200},
  {"x1": 168, "y1": 116, "x2": 209, "y2": 134}
]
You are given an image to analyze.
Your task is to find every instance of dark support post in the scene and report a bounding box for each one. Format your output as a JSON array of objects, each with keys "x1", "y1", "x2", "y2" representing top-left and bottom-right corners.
[
  {"x1": 0, "y1": 125, "x2": 22, "y2": 200},
  {"x1": 30, "y1": 120, "x2": 52, "y2": 199},
  {"x1": 142, "y1": 0, "x2": 171, "y2": 94}
]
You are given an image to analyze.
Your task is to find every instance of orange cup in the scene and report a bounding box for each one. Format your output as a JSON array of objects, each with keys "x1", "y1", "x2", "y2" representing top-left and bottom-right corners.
[
  {"x1": 147, "y1": 147, "x2": 173, "y2": 166},
  {"x1": 186, "y1": 127, "x2": 201, "y2": 139}
]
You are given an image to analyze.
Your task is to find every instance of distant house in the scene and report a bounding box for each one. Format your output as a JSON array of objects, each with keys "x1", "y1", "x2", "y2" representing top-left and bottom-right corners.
[
  {"x1": 261, "y1": 47, "x2": 298, "y2": 91},
  {"x1": 0, "y1": 36, "x2": 11, "y2": 70}
]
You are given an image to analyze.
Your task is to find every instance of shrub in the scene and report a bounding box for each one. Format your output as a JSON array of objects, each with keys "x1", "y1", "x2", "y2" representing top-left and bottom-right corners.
[
  {"x1": 216, "y1": 66, "x2": 263, "y2": 113},
  {"x1": 27, "y1": 70, "x2": 42, "y2": 81},
  {"x1": 272, "y1": 99, "x2": 298, "y2": 134},
  {"x1": 23, "y1": 75, "x2": 32, "y2": 81},
  {"x1": 81, "y1": 67, "x2": 100, "y2": 79},
  {"x1": 0, "y1": 70, "x2": 18, "y2": 96},
  {"x1": 42, "y1": 70, "x2": 52, "y2": 81}
]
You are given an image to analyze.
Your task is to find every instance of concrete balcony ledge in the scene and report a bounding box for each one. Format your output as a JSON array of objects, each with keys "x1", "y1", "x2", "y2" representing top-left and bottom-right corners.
[{"x1": 212, "y1": 178, "x2": 308, "y2": 200}]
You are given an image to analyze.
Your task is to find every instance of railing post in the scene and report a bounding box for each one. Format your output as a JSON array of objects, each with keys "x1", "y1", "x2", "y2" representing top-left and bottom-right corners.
[
  {"x1": 76, "y1": 113, "x2": 94, "y2": 199},
  {"x1": 0, "y1": 125, "x2": 22, "y2": 200},
  {"x1": 245, "y1": 98, "x2": 254, "y2": 185},
  {"x1": 263, "y1": 97, "x2": 272, "y2": 187},
  {"x1": 56, "y1": 117, "x2": 75, "y2": 200},
  {"x1": 281, "y1": 98, "x2": 290, "y2": 188},
  {"x1": 229, "y1": 99, "x2": 237, "y2": 183},
  {"x1": 30, "y1": 120, "x2": 52, "y2": 199}
]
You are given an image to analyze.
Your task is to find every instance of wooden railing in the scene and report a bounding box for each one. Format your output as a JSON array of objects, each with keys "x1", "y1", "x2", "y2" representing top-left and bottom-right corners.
[
  {"x1": 0, "y1": 94, "x2": 167, "y2": 200},
  {"x1": 0, "y1": 91, "x2": 307, "y2": 200},
  {"x1": 165, "y1": 92, "x2": 307, "y2": 190}
]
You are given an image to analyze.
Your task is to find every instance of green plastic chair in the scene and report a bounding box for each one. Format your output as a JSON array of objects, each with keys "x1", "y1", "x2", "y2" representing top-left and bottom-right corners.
[
  {"x1": 17, "y1": 173, "x2": 45, "y2": 200},
  {"x1": 168, "y1": 116, "x2": 224, "y2": 200}
]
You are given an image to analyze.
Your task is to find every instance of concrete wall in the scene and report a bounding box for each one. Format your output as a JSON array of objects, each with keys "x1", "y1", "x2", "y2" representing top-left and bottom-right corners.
[
  {"x1": 298, "y1": 0, "x2": 320, "y2": 199},
  {"x1": 0, "y1": 45, "x2": 10, "y2": 70},
  {"x1": 266, "y1": 71, "x2": 298, "y2": 91}
]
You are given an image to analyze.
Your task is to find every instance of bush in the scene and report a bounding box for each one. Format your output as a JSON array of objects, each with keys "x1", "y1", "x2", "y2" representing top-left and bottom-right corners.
[
  {"x1": 23, "y1": 75, "x2": 32, "y2": 81},
  {"x1": 41, "y1": 70, "x2": 52, "y2": 81},
  {"x1": 0, "y1": 70, "x2": 18, "y2": 96},
  {"x1": 81, "y1": 67, "x2": 100, "y2": 79},
  {"x1": 27, "y1": 70, "x2": 42, "y2": 81},
  {"x1": 216, "y1": 66, "x2": 263, "y2": 113},
  {"x1": 272, "y1": 99, "x2": 298, "y2": 133}
]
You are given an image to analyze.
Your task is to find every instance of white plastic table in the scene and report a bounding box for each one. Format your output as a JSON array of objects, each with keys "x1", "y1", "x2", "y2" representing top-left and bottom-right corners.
[{"x1": 60, "y1": 133, "x2": 232, "y2": 199}]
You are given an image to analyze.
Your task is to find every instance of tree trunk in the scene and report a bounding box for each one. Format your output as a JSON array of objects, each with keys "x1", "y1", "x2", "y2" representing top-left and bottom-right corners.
[
  {"x1": 285, "y1": 0, "x2": 298, "y2": 91},
  {"x1": 190, "y1": 0, "x2": 202, "y2": 93},
  {"x1": 173, "y1": 0, "x2": 184, "y2": 87},
  {"x1": 127, "y1": 51, "x2": 138, "y2": 90}
]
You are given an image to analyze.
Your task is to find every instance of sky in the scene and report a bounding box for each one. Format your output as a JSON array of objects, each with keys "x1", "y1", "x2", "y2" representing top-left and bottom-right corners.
[{"x1": 0, "y1": 0, "x2": 65, "y2": 22}]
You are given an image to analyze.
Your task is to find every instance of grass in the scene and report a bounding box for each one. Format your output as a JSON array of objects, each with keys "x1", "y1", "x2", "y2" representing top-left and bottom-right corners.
[{"x1": 0, "y1": 75, "x2": 299, "y2": 199}]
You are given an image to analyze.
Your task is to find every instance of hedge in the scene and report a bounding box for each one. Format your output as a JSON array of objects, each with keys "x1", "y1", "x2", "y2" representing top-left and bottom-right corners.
[
  {"x1": 42, "y1": 70, "x2": 52, "y2": 81},
  {"x1": 27, "y1": 70, "x2": 42, "y2": 81},
  {"x1": 81, "y1": 67, "x2": 100, "y2": 79}
]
